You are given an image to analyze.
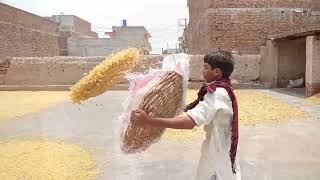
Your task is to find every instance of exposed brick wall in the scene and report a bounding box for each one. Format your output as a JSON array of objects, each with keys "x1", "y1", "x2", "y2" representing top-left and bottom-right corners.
[
  {"x1": 208, "y1": 0, "x2": 320, "y2": 9},
  {"x1": 187, "y1": 0, "x2": 208, "y2": 32},
  {"x1": 187, "y1": 16, "x2": 210, "y2": 54},
  {"x1": 306, "y1": 36, "x2": 320, "y2": 96},
  {"x1": 187, "y1": 0, "x2": 208, "y2": 54},
  {"x1": 187, "y1": 0, "x2": 320, "y2": 54},
  {"x1": 0, "y1": 3, "x2": 58, "y2": 33},
  {"x1": 207, "y1": 9, "x2": 320, "y2": 54},
  {"x1": 0, "y1": 58, "x2": 10, "y2": 85},
  {"x1": 58, "y1": 31, "x2": 88, "y2": 56},
  {"x1": 0, "y1": 3, "x2": 59, "y2": 58},
  {"x1": 58, "y1": 32, "x2": 73, "y2": 56},
  {"x1": 73, "y1": 16, "x2": 98, "y2": 38},
  {"x1": 187, "y1": 9, "x2": 320, "y2": 54},
  {"x1": 0, "y1": 23, "x2": 60, "y2": 58},
  {"x1": 0, "y1": 59, "x2": 10, "y2": 75}
]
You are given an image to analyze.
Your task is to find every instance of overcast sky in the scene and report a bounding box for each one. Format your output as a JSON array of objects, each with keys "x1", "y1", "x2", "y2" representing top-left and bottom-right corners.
[{"x1": 1, "y1": 0, "x2": 189, "y2": 54}]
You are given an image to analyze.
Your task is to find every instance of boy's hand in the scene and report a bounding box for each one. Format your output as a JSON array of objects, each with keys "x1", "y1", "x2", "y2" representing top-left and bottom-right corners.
[
  {"x1": 184, "y1": 100, "x2": 199, "y2": 112},
  {"x1": 131, "y1": 109, "x2": 150, "y2": 125},
  {"x1": 184, "y1": 104, "x2": 192, "y2": 112}
]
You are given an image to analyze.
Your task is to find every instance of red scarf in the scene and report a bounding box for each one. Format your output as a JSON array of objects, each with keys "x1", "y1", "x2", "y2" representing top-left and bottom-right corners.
[{"x1": 185, "y1": 78, "x2": 239, "y2": 174}]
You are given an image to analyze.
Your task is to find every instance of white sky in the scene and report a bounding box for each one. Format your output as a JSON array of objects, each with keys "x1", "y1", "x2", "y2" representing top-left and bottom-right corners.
[{"x1": 1, "y1": 0, "x2": 189, "y2": 54}]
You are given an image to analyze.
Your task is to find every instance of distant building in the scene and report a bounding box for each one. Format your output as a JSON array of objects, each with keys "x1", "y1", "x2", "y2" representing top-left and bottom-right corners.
[
  {"x1": 0, "y1": 2, "x2": 151, "y2": 57},
  {"x1": 47, "y1": 15, "x2": 98, "y2": 38},
  {"x1": 68, "y1": 20, "x2": 152, "y2": 56},
  {"x1": 162, "y1": 48, "x2": 178, "y2": 55},
  {"x1": 178, "y1": 28, "x2": 188, "y2": 53},
  {"x1": 46, "y1": 15, "x2": 98, "y2": 55}
]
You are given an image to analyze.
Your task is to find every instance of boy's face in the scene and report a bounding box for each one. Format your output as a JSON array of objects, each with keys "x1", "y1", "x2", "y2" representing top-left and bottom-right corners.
[{"x1": 203, "y1": 63, "x2": 221, "y2": 83}]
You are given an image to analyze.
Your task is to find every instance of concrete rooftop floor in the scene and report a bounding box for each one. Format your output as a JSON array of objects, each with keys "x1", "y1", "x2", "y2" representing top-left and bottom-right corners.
[{"x1": 0, "y1": 90, "x2": 319, "y2": 180}]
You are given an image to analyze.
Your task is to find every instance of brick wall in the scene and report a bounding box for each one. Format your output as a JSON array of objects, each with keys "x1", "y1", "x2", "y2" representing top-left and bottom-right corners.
[
  {"x1": 0, "y1": 58, "x2": 10, "y2": 85},
  {"x1": 0, "y1": 3, "x2": 59, "y2": 58},
  {"x1": 0, "y1": 3, "x2": 58, "y2": 33},
  {"x1": 58, "y1": 31, "x2": 74, "y2": 56},
  {"x1": 187, "y1": 0, "x2": 208, "y2": 31},
  {"x1": 187, "y1": 0, "x2": 320, "y2": 54},
  {"x1": 187, "y1": 7, "x2": 320, "y2": 54},
  {"x1": 208, "y1": 0, "x2": 319, "y2": 9},
  {"x1": 208, "y1": 9, "x2": 320, "y2": 54},
  {"x1": 73, "y1": 16, "x2": 98, "y2": 38},
  {"x1": 306, "y1": 36, "x2": 320, "y2": 96},
  {"x1": 187, "y1": 15, "x2": 210, "y2": 54},
  {"x1": 58, "y1": 31, "x2": 89, "y2": 56}
]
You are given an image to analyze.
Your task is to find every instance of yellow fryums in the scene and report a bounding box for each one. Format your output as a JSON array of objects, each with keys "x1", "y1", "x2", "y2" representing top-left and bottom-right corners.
[
  {"x1": 0, "y1": 139, "x2": 100, "y2": 180},
  {"x1": 163, "y1": 90, "x2": 309, "y2": 140},
  {"x1": 0, "y1": 91, "x2": 69, "y2": 122},
  {"x1": 306, "y1": 93, "x2": 320, "y2": 105},
  {"x1": 70, "y1": 48, "x2": 140, "y2": 103},
  {"x1": 236, "y1": 91, "x2": 309, "y2": 125}
]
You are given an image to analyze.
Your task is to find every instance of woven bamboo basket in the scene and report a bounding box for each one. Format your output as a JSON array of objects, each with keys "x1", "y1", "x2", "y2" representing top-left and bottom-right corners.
[{"x1": 121, "y1": 71, "x2": 183, "y2": 153}]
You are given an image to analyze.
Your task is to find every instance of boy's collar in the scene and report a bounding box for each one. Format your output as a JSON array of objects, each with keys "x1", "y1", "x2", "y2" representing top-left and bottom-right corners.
[{"x1": 205, "y1": 78, "x2": 233, "y2": 93}]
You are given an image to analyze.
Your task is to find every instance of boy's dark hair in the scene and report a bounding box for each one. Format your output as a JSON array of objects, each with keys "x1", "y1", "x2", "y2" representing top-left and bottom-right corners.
[{"x1": 204, "y1": 50, "x2": 234, "y2": 78}]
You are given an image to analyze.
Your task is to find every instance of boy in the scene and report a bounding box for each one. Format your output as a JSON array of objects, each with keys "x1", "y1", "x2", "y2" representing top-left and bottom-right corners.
[{"x1": 131, "y1": 50, "x2": 241, "y2": 180}]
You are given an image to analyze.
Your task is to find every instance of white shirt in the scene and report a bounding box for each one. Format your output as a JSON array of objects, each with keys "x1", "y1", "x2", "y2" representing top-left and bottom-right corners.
[{"x1": 187, "y1": 88, "x2": 241, "y2": 180}]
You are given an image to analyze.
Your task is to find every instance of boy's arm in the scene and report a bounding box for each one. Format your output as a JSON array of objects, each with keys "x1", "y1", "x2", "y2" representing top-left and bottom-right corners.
[{"x1": 131, "y1": 109, "x2": 196, "y2": 129}]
